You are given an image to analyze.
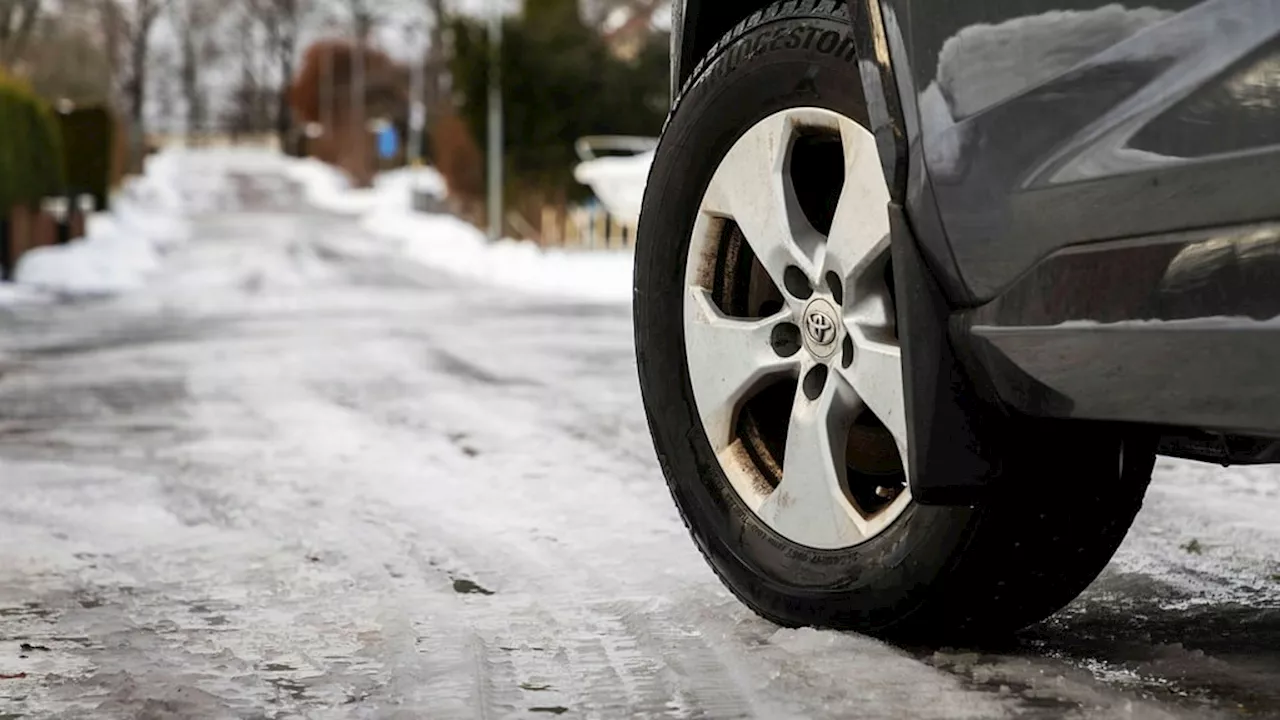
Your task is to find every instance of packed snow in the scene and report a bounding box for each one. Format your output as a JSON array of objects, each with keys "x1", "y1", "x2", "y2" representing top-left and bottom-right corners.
[{"x1": 286, "y1": 151, "x2": 634, "y2": 304}]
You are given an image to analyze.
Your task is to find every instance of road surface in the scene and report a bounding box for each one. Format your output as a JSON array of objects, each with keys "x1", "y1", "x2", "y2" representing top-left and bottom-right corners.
[{"x1": 0, "y1": 160, "x2": 1278, "y2": 719}]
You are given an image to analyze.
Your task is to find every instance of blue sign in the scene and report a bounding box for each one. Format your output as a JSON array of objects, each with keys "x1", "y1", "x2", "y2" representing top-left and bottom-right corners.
[{"x1": 378, "y1": 126, "x2": 400, "y2": 159}]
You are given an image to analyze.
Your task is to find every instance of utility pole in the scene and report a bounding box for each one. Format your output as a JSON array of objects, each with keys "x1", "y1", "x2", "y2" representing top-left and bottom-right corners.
[
  {"x1": 486, "y1": 0, "x2": 503, "y2": 242},
  {"x1": 321, "y1": 39, "x2": 334, "y2": 138},
  {"x1": 407, "y1": 22, "x2": 426, "y2": 167},
  {"x1": 351, "y1": 12, "x2": 367, "y2": 184}
]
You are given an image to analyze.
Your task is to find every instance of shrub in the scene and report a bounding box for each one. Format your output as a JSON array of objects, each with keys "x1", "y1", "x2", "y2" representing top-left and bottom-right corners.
[
  {"x1": 55, "y1": 106, "x2": 115, "y2": 211},
  {"x1": 0, "y1": 71, "x2": 65, "y2": 210}
]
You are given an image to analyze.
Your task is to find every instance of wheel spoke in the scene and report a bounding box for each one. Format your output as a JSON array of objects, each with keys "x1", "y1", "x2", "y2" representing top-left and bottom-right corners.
[
  {"x1": 825, "y1": 118, "x2": 892, "y2": 284},
  {"x1": 683, "y1": 108, "x2": 912, "y2": 551},
  {"x1": 701, "y1": 112, "x2": 824, "y2": 294},
  {"x1": 757, "y1": 369, "x2": 867, "y2": 548},
  {"x1": 846, "y1": 282, "x2": 895, "y2": 329},
  {"x1": 838, "y1": 331, "x2": 908, "y2": 461},
  {"x1": 685, "y1": 287, "x2": 799, "y2": 450}
]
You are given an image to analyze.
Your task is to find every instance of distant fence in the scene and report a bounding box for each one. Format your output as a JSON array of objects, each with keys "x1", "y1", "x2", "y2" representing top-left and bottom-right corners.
[
  {"x1": 538, "y1": 204, "x2": 634, "y2": 250},
  {"x1": 1, "y1": 195, "x2": 93, "y2": 279}
]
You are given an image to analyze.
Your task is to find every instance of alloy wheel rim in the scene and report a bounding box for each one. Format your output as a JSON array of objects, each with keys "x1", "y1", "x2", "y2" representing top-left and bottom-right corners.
[{"x1": 682, "y1": 107, "x2": 911, "y2": 550}]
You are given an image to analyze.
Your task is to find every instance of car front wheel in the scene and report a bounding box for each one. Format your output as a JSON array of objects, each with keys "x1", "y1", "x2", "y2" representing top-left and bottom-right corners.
[{"x1": 634, "y1": 0, "x2": 1155, "y2": 640}]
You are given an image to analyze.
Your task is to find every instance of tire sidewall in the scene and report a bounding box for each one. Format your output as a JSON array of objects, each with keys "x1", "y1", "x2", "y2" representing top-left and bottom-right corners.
[{"x1": 635, "y1": 11, "x2": 976, "y2": 629}]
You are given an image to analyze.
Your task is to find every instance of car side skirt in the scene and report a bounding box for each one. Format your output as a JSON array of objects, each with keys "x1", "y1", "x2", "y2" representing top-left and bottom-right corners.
[{"x1": 959, "y1": 221, "x2": 1280, "y2": 443}]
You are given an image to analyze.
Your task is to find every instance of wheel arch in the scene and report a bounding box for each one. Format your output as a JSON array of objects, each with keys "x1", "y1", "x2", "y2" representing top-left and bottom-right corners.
[
  {"x1": 672, "y1": 1, "x2": 778, "y2": 96},
  {"x1": 674, "y1": 1, "x2": 903, "y2": 185}
]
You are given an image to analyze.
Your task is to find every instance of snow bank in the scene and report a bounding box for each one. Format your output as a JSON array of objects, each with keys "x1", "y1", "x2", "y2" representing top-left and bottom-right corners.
[
  {"x1": 283, "y1": 158, "x2": 371, "y2": 214},
  {"x1": 361, "y1": 206, "x2": 632, "y2": 304},
  {"x1": 288, "y1": 155, "x2": 632, "y2": 303},
  {"x1": 573, "y1": 151, "x2": 652, "y2": 228},
  {"x1": 8, "y1": 149, "x2": 199, "y2": 298},
  {"x1": 14, "y1": 214, "x2": 163, "y2": 296},
  {"x1": 285, "y1": 159, "x2": 446, "y2": 216}
]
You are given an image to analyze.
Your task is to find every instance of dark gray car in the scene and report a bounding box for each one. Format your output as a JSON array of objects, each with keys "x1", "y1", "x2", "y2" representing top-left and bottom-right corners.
[{"x1": 634, "y1": 0, "x2": 1280, "y2": 639}]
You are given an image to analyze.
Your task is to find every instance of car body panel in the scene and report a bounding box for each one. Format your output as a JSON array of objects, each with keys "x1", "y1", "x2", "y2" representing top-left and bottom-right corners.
[
  {"x1": 890, "y1": 0, "x2": 1280, "y2": 452},
  {"x1": 895, "y1": 0, "x2": 1280, "y2": 300},
  {"x1": 963, "y1": 221, "x2": 1280, "y2": 436}
]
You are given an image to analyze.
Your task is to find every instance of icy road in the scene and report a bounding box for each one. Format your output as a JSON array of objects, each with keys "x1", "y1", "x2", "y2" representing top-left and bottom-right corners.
[{"x1": 1, "y1": 162, "x2": 1279, "y2": 719}]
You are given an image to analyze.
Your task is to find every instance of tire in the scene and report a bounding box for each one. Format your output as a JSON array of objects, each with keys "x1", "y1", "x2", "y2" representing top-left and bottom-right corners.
[{"x1": 634, "y1": 0, "x2": 1155, "y2": 640}]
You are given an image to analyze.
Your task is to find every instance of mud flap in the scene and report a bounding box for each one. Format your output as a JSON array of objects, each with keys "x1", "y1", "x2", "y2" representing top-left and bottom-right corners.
[
  {"x1": 847, "y1": 0, "x2": 996, "y2": 504},
  {"x1": 890, "y1": 205, "x2": 998, "y2": 505}
]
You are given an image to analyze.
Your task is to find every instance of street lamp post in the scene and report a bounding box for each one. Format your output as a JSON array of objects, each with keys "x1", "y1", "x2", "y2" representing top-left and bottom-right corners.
[
  {"x1": 352, "y1": 23, "x2": 367, "y2": 182},
  {"x1": 407, "y1": 21, "x2": 426, "y2": 168},
  {"x1": 486, "y1": 0, "x2": 503, "y2": 243},
  {"x1": 321, "y1": 39, "x2": 334, "y2": 137}
]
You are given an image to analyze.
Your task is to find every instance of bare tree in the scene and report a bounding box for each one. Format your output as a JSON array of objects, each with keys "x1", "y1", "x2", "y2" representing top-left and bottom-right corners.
[
  {"x1": 0, "y1": 0, "x2": 40, "y2": 67},
  {"x1": 226, "y1": 8, "x2": 267, "y2": 137},
  {"x1": 246, "y1": 0, "x2": 304, "y2": 149},
  {"x1": 170, "y1": 0, "x2": 225, "y2": 137},
  {"x1": 423, "y1": 0, "x2": 446, "y2": 123},
  {"x1": 3, "y1": 0, "x2": 112, "y2": 104},
  {"x1": 341, "y1": 0, "x2": 376, "y2": 40},
  {"x1": 101, "y1": 0, "x2": 170, "y2": 166}
]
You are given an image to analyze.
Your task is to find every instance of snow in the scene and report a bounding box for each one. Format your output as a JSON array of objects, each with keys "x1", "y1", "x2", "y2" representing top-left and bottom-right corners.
[
  {"x1": 5, "y1": 145, "x2": 633, "y2": 306},
  {"x1": 14, "y1": 215, "x2": 161, "y2": 297},
  {"x1": 285, "y1": 152, "x2": 633, "y2": 304},
  {"x1": 573, "y1": 151, "x2": 653, "y2": 228},
  {"x1": 0, "y1": 283, "x2": 48, "y2": 305},
  {"x1": 362, "y1": 206, "x2": 633, "y2": 303},
  {"x1": 283, "y1": 157, "x2": 377, "y2": 215},
  {"x1": 284, "y1": 158, "x2": 448, "y2": 217},
  {"x1": 8, "y1": 150, "x2": 196, "y2": 299}
]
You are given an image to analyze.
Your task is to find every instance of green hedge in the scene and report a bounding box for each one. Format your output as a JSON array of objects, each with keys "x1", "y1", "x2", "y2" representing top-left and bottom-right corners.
[
  {"x1": 55, "y1": 107, "x2": 114, "y2": 211},
  {"x1": 0, "y1": 72, "x2": 64, "y2": 210}
]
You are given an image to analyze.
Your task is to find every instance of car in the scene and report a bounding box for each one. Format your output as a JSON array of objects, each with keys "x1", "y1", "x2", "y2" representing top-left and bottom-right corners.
[{"x1": 633, "y1": 0, "x2": 1280, "y2": 640}]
